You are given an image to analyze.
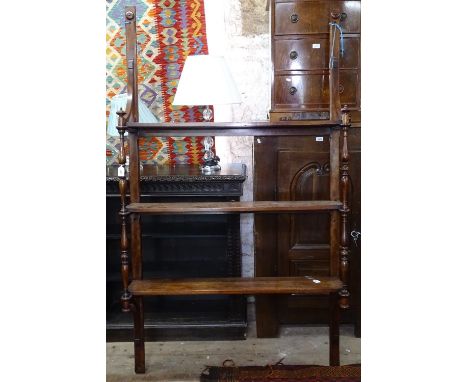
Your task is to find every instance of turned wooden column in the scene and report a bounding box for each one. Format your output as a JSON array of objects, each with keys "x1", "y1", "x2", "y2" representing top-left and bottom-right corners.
[
  {"x1": 116, "y1": 108, "x2": 132, "y2": 313},
  {"x1": 124, "y1": 7, "x2": 145, "y2": 373},
  {"x1": 339, "y1": 106, "x2": 351, "y2": 309}
]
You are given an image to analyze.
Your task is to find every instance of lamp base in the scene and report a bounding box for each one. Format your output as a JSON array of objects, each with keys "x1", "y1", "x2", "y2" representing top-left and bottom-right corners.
[
  {"x1": 202, "y1": 105, "x2": 213, "y2": 122},
  {"x1": 201, "y1": 163, "x2": 221, "y2": 173},
  {"x1": 201, "y1": 135, "x2": 220, "y2": 173}
]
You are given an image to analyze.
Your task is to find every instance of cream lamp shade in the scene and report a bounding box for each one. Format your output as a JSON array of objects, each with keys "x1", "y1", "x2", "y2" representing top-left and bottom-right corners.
[{"x1": 172, "y1": 55, "x2": 241, "y2": 107}]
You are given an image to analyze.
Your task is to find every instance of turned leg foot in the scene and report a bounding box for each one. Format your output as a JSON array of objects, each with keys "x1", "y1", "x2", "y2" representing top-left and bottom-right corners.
[
  {"x1": 329, "y1": 292, "x2": 340, "y2": 366},
  {"x1": 133, "y1": 297, "x2": 146, "y2": 374}
]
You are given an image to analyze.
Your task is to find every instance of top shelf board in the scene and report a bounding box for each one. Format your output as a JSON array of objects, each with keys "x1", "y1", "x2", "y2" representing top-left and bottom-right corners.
[{"x1": 126, "y1": 121, "x2": 341, "y2": 137}]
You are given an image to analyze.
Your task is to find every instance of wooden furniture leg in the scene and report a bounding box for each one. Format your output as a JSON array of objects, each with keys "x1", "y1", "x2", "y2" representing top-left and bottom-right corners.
[
  {"x1": 255, "y1": 295, "x2": 279, "y2": 338},
  {"x1": 329, "y1": 292, "x2": 340, "y2": 366},
  {"x1": 133, "y1": 296, "x2": 146, "y2": 374}
]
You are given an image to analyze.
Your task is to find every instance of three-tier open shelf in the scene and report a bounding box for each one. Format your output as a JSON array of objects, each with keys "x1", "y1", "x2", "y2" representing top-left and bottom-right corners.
[{"x1": 115, "y1": 6, "x2": 352, "y2": 374}]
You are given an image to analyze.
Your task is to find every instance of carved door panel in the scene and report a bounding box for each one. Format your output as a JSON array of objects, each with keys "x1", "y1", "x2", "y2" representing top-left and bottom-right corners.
[
  {"x1": 276, "y1": 150, "x2": 333, "y2": 323},
  {"x1": 254, "y1": 134, "x2": 360, "y2": 334},
  {"x1": 277, "y1": 151, "x2": 331, "y2": 277}
]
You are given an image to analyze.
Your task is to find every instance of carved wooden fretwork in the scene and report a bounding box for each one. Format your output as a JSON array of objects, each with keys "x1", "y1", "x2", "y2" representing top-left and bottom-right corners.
[{"x1": 106, "y1": 180, "x2": 242, "y2": 196}]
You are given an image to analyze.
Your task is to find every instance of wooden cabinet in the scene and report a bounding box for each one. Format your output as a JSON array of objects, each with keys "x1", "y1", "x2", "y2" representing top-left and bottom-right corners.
[
  {"x1": 106, "y1": 164, "x2": 248, "y2": 341},
  {"x1": 254, "y1": 129, "x2": 360, "y2": 335},
  {"x1": 255, "y1": 0, "x2": 361, "y2": 337},
  {"x1": 270, "y1": 0, "x2": 361, "y2": 122}
]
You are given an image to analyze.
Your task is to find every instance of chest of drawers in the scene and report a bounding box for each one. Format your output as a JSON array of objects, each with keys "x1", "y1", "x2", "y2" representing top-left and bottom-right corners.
[{"x1": 270, "y1": 0, "x2": 361, "y2": 122}]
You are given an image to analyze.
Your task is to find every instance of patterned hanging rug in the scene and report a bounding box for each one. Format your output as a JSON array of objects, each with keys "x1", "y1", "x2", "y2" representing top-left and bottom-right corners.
[
  {"x1": 106, "y1": 0, "x2": 213, "y2": 165},
  {"x1": 147, "y1": 0, "x2": 212, "y2": 164},
  {"x1": 200, "y1": 362, "x2": 361, "y2": 382},
  {"x1": 152, "y1": 0, "x2": 211, "y2": 122}
]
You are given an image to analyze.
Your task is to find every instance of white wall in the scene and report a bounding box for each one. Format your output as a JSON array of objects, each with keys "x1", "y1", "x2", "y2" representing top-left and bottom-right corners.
[{"x1": 204, "y1": 0, "x2": 271, "y2": 276}]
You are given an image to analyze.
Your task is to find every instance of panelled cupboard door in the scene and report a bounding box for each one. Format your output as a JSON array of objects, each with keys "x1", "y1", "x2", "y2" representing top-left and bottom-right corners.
[
  {"x1": 254, "y1": 132, "x2": 360, "y2": 333},
  {"x1": 276, "y1": 147, "x2": 333, "y2": 323},
  {"x1": 276, "y1": 150, "x2": 331, "y2": 279}
]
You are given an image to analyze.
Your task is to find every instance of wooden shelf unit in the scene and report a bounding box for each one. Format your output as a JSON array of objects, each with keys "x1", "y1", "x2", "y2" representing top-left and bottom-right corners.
[
  {"x1": 116, "y1": 6, "x2": 352, "y2": 374},
  {"x1": 127, "y1": 200, "x2": 342, "y2": 215},
  {"x1": 129, "y1": 277, "x2": 343, "y2": 296}
]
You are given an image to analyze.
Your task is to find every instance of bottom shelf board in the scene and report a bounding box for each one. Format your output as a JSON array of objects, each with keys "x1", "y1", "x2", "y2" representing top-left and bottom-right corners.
[{"x1": 129, "y1": 276, "x2": 343, "y2": 296}]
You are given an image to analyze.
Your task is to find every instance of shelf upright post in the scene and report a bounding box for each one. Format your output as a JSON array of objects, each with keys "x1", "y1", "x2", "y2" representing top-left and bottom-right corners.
[
  {"x1": 339, "y1": 106, "x2": 351, "y2": 309},
  {"x1": 329, "y1": 22, "x2": 341, "y2": 122},
  {"x1": 124, "y1": 5, "x2": 142, "y2": 279},
  {"x1": 124, "y1": 6, "x2": 145, "y2": 373}
]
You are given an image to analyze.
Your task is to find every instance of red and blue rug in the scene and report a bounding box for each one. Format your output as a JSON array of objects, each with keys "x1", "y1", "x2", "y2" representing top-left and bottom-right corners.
[
  {"x1": 200, "y1": 363, "x2": 361, "y2": 382},
  {"x1": 106, "y1": 0, "x2": 213, "y2": 165}
]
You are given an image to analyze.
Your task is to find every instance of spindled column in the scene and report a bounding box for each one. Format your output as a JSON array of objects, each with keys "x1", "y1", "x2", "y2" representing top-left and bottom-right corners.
[
  {"x1": 116, "y1": 108, "x2": 132, "y2": 313},
  {"x1": 339, "y1": 106, "x2": 351, "y2": 309}
]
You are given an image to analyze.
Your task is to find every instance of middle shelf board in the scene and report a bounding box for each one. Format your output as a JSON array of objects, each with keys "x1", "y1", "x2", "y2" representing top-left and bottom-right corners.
[
  {"x1": 127, "y1": 200, "x2": 342, "y2": 215},
  {"x1": 129, "y1": 276, "x2": 343, "y2": 296}
]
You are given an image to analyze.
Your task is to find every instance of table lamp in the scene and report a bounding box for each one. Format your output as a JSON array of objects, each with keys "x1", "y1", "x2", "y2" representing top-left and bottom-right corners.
[{"x1": 172, "y1": 55, "x2": 241, "y2": 172}]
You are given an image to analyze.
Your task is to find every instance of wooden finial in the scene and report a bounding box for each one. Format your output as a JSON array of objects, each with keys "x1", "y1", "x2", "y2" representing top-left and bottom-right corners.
[
  {"x1": 117, "y1": 107, "x2": 126, "y2": 120},
  {"x1": 125, "y1": 10, "x2": 135, "y2": 20},
  {"x1": 341, "y1": 105, "x2": 351, "y2": 126}
]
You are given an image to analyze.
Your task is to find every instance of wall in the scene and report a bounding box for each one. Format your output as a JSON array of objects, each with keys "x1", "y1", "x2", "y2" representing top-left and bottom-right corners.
[{"x1": 205, "y1": 0, "x2": 271, "y2": 277}]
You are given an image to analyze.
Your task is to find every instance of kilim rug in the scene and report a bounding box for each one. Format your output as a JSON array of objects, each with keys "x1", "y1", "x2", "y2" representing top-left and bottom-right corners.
[
  {"x1": 200, "y1": 362, "x2": 361, "y2": 382},
  {"x1": 106, "y1": 0, "x2": 213, "y2": 165}
]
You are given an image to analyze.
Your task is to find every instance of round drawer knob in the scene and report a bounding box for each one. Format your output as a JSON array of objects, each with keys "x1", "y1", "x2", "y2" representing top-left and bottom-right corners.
[
  {"x1": 339, "y1": 84, "x2": 344, "y2": 94},
  {"x1": 331, "y1": 10, "x2": 347, "y2": 21},
  {"x1": 289, "y1": 86, "x2": 297, "y2": 95},
  {"x1": 289, "y1": 51, "x2": 298, "y2": 60},
  {"x1": 290, "y1": 14, "x2": 299, "y2": 23}
]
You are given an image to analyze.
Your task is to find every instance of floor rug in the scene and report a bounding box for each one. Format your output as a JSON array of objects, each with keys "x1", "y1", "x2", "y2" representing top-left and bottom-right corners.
[{"x1": 200, "y1": 362, "x2": 361, "y2": 382}]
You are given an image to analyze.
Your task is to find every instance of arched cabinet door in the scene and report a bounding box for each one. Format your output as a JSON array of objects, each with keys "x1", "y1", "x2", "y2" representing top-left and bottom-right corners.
[{"x1": 254, "y1": 130, "x2": 360, "y2": 336}]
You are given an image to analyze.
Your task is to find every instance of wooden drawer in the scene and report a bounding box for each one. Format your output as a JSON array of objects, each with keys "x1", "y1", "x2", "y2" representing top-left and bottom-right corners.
[
  {"x1": 274, "y1": 35, "x2": 359, "y2": 71},
  {"x1": 273, "y1": 73, "x2": 329, "y2": 109},
  {"x1": 274, "y1": 1, "x2": 330, "y2": 35},
  {"x1": 274, "y1": 37, "x2": 329, "y2": 70},
  {"x1": 274, "y1": 1, "x2": 360, "y2": 35},
  {"x1": 273, "y1": 70, "x2": 359, "y2": 109},
  {"x1": 330, "y1": 1, "x2": 361, "y2": 33}
]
